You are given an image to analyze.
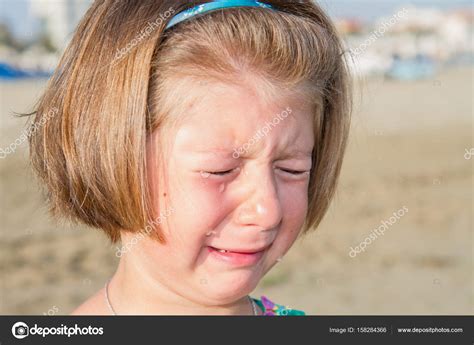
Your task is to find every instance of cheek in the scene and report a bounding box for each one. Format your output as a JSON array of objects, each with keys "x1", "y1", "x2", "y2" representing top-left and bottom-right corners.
[
  {"x1": 271, "y1": 183, "x2": 309, "y2": 251},
  {"x1": 166, "y1": 175, "x2": 230, "y2": 238},
  {"x1": 280, "y1": 181, "x2": 309, "y2": 223},
  {"x1": 184, "y1": 174, "x2": 230, "y2": 208},
  {"x1": 157, "y1": 178, "x2": 232, "y2": 271}
]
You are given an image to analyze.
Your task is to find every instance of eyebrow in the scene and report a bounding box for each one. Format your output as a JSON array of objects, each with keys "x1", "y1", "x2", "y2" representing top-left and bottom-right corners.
[
  {"x1": 277, "y1": 148, "x2": 313, "y2": 160},
  {"x1": 189, "y1": 148, "x2": 313, "y2": 160},
  {"x1": 188, "y1": 149, "x2": 235, "y2": 158}
]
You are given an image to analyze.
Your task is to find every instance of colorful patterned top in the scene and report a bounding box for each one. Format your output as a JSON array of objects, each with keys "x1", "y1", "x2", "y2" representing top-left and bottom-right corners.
[{"x1": 251, "y1": 296, "x2": 305, "y2": 316}]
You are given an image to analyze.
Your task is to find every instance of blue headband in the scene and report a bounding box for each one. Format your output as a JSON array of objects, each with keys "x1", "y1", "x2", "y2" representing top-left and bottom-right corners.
[{"x1": 165, "y1": 0, "x2": 274, "y2": 30}]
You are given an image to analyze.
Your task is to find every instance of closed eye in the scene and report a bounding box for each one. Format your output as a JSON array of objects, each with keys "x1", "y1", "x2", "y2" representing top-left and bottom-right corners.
[
  {"x1": 203, "y1": 168, "x2": 309, "y2": 177},
  {"x1": 207, "y1": 169, "x2": 235, "y2": 176},
  {"x1": 279, "y1": 168, "x2": 310, "y2": 175}
]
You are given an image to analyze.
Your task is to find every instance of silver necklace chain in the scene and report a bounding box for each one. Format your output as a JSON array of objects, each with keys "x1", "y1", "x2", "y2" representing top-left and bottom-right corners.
[
  {"x1": 105, "y1": 280, "x2": 259, "y2": 315},
  {"x1": 249, "y1": 295, "x2": 259, "y2": 315},
  {"x1": 104, "y1": 280, "x2": 117, "y2": 315}
]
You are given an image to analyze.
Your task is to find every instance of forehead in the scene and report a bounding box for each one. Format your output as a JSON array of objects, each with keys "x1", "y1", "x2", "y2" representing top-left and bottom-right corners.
[{"x1": 170, "y1": 80, "x2": 316, "y2": 156}]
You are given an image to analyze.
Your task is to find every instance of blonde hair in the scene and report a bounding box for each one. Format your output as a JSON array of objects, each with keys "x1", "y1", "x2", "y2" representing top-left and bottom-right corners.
[{"x1": 29, "y1": 0, "x2": 351, "y2": 243}]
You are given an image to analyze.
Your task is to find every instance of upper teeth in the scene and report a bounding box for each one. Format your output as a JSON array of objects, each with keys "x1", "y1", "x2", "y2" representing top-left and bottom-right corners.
[{"x1": 217, "y1": 249, "x2": 228, "y2": 253}]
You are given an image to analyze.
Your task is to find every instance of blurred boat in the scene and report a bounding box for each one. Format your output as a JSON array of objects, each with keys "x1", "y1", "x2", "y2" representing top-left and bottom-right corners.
[{"x1": 0, "y1": 62, "x2": 51, "y2": 80}]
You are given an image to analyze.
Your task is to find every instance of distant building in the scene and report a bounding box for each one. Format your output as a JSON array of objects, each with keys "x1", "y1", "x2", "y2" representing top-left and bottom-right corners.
[
  {"x1": 29, "y1": 0, "x2": 92, "y2": 50},
  {"x1": 341, "y1": 5, "x2": 473, "y2": 77},
  {"x1": 335, "y1": 18, "x2": 364, "y2": 35}
]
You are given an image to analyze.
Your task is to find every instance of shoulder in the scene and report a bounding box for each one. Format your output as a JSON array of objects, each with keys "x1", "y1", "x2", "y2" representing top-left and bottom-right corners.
[
  {"x1": 252, "y1": 296, "x2": 306, "y2": 316},
  {"x1": 70, "y1": 287, "x2": 110, "y2": 315}
]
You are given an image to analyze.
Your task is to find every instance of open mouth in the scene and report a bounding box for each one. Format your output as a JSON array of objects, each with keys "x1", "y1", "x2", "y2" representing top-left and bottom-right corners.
[
  {"x1": 208, "y1": 247, "x2": 266, "y2": 254},
  {"x1": 207, "y1": 245, "x2": 269, "y2": 266}
]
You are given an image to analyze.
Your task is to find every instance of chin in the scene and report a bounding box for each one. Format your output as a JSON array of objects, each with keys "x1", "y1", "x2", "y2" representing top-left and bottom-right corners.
[{"x1": 202, "y1": 270, "x2": 262, "y2": 304}]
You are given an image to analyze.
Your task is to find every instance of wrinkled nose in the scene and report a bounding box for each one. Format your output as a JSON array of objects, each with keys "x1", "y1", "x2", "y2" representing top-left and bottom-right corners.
[{"x1": 235, "y1": 169, "x2": 283, "y2": 230}]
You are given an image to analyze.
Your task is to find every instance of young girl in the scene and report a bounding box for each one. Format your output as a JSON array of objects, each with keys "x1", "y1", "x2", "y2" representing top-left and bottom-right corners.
[{"x1": 29, "y1": 0, "x2": 351, "y2": 315}]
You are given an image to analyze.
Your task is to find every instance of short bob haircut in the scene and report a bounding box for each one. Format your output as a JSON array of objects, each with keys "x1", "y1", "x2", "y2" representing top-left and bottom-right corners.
[{"x1": 28, "y1": 0, "x2": 351, "y2": 243}]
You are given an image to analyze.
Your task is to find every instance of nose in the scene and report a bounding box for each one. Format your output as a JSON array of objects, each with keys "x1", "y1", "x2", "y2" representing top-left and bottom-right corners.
[{"x1": 235, "y1": 168, "x2": 283, "y2": 230}]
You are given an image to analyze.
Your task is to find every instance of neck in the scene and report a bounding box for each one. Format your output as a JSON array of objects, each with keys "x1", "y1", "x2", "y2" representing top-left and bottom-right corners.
[{"x1": 106, "y1": 256, "x2": 257, "y2": 315}]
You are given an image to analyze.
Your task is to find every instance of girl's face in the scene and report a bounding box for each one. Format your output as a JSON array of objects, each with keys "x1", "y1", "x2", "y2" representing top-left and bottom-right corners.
[{"x1": 142, "y1": 81, "x2": 314, "y2": 305}]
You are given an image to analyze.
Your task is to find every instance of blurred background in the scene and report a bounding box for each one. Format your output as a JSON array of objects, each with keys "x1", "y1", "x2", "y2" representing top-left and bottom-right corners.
[{"x1": 0, "y1": 0, "x2": 472, "y2": 315}]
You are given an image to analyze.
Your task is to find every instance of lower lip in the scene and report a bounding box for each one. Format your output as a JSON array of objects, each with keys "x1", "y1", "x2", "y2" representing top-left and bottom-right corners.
[{"x1": 207, "y1": 247, "x2": 265, "y2": 266}]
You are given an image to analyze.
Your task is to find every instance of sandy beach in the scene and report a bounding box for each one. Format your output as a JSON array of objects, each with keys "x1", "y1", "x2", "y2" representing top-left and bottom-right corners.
[{"x1": 0, "y1": 67, "x2": 472, "y2": 315}]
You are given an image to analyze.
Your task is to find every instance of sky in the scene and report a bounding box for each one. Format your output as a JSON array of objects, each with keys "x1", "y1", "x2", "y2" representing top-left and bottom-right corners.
[
  {"x1": 320, "y1": 0, "x2": 472, "y2": 21},
  {"x1": 0, "y1": 0, "x2": 472, "y2": 41}
]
